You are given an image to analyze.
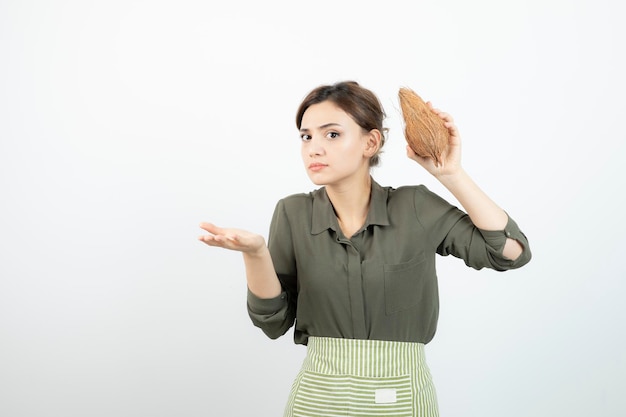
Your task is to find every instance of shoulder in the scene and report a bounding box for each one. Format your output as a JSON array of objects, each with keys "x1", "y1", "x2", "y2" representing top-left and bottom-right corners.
[
  {"x1": 370, "y1": 179, "x2": 447, "y2": 207},
  {"x1": 386, "y1": 184, "x2": 455, "y2": 218},
  {"x1": 387, "y1": 184, "x2": 434, "y2": 201},
  {"x1": 269, "y1": 189, "x2": 321, "y2": 231},
  {"x1": 274, "y1": 188, "x2": 321, "y2": 211}
]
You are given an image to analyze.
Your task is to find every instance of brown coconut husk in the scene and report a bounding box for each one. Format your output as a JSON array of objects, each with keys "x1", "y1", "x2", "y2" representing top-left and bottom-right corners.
[{"x1": 398, "y1": 87, "x2": 449, "y2": 165}]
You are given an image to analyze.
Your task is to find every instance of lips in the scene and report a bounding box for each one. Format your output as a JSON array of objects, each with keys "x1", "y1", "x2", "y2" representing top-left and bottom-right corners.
[{"x1": 308, "y1": 163, "x2": 327, "y2": 172}]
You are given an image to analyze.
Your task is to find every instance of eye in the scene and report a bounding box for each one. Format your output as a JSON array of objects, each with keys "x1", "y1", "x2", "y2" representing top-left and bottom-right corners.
[
  {"x1": 300, "y1": 134, "x2": 312, "y2": 142},
  {"x1": 326, "y1": 131, "x2": 339, "y2": 139}
]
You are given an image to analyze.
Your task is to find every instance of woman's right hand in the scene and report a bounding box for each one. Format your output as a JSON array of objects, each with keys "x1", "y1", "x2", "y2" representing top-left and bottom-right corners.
[{"x1": 198, "y1": 222, "x2": 266, "y2": 255}]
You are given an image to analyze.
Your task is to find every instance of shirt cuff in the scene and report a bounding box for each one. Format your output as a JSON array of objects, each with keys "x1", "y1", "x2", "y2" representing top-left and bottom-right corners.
[
  {"x1": 247, "y1": 288, "x2": 288, "y2": 315},
  {"x1": 478, "y1": 214, "x2": 524, "y2": 254}
]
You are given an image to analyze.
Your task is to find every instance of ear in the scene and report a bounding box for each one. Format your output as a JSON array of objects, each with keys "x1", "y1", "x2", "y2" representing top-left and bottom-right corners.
[{"x1": 363, "y1": 129, "x2": 382, "y2": 158}]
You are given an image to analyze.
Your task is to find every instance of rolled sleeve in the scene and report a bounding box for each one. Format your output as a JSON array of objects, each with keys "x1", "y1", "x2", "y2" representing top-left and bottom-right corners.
[
  {"x1": 247, "y1": 289, "x2": 293, "y2": 339},
  {"x1": 478, "y1": 214, "x2": 532, "y2": 271},
  {"x1": 425, "y1": 186, "x2": 532, "y2": 272}
]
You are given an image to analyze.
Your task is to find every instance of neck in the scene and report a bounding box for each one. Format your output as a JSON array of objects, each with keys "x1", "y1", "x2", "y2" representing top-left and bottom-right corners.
[{"x1": 326, "y1": 175, "x2": 372, "y2": 236}]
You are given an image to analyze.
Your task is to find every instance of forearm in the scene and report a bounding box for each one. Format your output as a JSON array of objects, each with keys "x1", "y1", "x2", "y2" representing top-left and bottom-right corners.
[
  {"x1": 438, "y1": 169, "x2": 507, "y2": 230},
  {"x1": 243, "y1": 246, "x2": 283, "y2": 298},
  {"x1": 438, "y1": 169, "x2": 523, "y2": 260}
]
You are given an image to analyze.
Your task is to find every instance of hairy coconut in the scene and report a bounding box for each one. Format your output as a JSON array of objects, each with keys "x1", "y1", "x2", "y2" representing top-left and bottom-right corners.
[{"x1": 398, "y1": 87, "x2": 449, "y2": 165}]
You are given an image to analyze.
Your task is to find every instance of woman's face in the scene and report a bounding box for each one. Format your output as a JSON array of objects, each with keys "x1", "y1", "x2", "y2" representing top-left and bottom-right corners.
[{"x1": 299, "y1": 101, "x2": 373, "y2": 187}]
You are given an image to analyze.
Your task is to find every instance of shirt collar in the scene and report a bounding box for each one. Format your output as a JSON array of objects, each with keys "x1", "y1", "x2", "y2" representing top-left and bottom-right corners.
[{"x1": 311, "y1": 179, "x2": 391, "y2": 235}]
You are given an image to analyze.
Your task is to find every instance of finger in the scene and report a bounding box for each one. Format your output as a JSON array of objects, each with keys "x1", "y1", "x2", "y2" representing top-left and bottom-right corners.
[
  {"x1": 199, "y1": 222, "x2": 213, "y2": 232},
  {"x1": 444, "y1": 121, "x2": 456, "y2": 129},
  {"x1": 198, "y1": 234, "x2": 218, "y2": 245},
  {"x1": 444, "y1": 122, "x2": 460, "y2": 137},
  {"x1": 200, "y1": 234, "x2": 235, "y2": 249},
  {"x1": 427, "y1": 102, "x2": 442, "y2": 115},
  {"x1": 438, "y1": 112, "x2": 454, "y2": 123},
  {"x1": 199, "y1": 222, "x2": 225, "y2": 235}
]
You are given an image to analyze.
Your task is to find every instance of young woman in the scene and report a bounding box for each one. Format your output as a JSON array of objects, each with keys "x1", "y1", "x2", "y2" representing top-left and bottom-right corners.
[{"x1": 199, "y1": 81, "x2": 531, "y2": 416}]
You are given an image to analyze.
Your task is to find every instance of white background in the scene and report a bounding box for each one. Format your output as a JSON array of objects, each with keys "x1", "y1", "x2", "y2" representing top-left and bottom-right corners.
[{"x1": 1, "y1": 0, "x2": 625, "y2": 416}]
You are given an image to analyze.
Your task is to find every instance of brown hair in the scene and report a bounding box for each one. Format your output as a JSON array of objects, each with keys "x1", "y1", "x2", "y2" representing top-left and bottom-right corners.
[{"x1": 295, "y1": 81, "x2": 387, "y2": 167}]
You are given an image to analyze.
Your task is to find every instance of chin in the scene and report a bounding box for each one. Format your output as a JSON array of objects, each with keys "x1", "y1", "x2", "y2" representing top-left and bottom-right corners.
[
  {"x1": 308, "y1": 178, "x2": 327, "y2": 186},
  {"x1": 306, "y1": 174, "x2": 329, "y2": 186}
]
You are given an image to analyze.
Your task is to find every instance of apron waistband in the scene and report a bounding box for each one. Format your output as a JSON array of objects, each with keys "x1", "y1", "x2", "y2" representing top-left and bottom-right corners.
[{"x1": 303, "y1": 336, "x2": 427, "y2": 377}]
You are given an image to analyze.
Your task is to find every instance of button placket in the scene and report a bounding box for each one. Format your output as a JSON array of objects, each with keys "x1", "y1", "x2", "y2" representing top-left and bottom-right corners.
[{"x1": 345, "y1": 242, "x2": 366, "y2": 339}]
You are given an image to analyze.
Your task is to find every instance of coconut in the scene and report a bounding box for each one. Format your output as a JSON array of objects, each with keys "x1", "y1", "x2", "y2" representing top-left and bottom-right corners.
[{"x1": 398, "y1": 87, "x2": 449, "y2": 165}]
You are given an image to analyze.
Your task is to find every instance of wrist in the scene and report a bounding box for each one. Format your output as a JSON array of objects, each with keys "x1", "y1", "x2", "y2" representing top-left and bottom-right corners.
[
  {"x1": 436, "y1": 167, "x2": 467, "y2": 187},
  {"x1": 244, "y1": 243, "x2": 269, "y2": 259}
]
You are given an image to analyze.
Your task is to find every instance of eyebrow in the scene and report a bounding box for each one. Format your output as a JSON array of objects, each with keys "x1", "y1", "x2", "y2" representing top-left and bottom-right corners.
[{"x1": 299, "y1": 123, "x2": 342, "y2": 133}]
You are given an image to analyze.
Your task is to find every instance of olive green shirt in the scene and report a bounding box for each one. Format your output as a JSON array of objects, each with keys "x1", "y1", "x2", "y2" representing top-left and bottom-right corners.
[{"x1": 247, "y1": 180, "x2": 531, "y2": 345}]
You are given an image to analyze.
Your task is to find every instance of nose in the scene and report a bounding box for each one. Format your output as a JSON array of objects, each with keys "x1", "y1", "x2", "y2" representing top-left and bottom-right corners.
[{"x1": 308, "y1": 136, "x2": 325, "y2": 157}]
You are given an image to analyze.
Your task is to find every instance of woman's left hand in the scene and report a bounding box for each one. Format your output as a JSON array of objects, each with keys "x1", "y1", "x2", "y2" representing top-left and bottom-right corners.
[{"x1": 406, "y1": 102, "x2": 463, "y2": 179}]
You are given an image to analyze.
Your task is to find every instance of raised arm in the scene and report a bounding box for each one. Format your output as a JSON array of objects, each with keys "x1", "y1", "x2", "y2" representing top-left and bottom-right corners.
[{"x1": 406, "y1": 104, "x2": 524, "y2": 261}]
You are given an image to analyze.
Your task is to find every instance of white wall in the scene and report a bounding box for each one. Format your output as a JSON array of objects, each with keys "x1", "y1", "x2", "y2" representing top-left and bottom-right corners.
[{"x1": 1, "y1": 0, "x2": 624, "y2": 416}]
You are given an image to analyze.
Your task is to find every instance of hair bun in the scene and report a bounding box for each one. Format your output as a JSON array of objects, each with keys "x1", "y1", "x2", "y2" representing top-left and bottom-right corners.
[{"x1": 398, "y1": 87, "x2": 449, "y2": 165}]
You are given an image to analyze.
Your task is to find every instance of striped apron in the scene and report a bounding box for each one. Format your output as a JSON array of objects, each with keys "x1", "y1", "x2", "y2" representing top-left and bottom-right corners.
[{"x1": 283, "y1": 337, "x2": 439, "y2": 417}]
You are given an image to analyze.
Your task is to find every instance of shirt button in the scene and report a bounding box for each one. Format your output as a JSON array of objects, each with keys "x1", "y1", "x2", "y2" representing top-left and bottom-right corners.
[{"x1": 506, "y1": 231, "x2": 511, "y2": 237}]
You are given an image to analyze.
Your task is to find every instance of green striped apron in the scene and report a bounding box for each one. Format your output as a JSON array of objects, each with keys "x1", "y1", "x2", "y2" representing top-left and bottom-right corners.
[{"x1": 284, "y1": 337, "x2": 439, "y2": 417}]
